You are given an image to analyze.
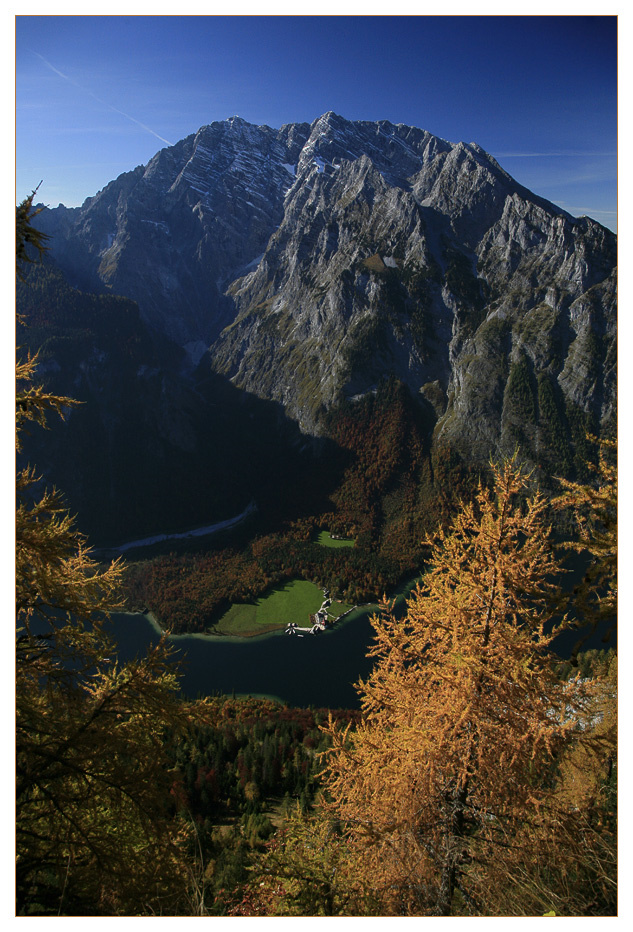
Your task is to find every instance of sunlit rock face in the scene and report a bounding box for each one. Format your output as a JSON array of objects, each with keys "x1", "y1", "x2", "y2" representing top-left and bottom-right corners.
[
  {"x1": 37, "y1": 116, "x2": 312, "y2": 345},
  {"x1": 38, "y1": 111, "x2": 616, "y2": 461}
]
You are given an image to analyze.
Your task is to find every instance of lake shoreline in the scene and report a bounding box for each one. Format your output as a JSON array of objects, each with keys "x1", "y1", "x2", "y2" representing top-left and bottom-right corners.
[
  {"x1": 124, "y1": 598, "x2": 380, "y2": 644},
  {"x1": 124, "y1": 569, "x2": 423, "y2": 643},
  {"x1": 106, "y1": 607, "x2": 380, "y2": 708}
]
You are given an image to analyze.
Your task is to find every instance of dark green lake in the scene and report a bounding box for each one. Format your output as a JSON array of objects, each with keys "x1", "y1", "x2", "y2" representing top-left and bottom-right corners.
[
  {"x1": 107, "y1": 606, "x2": 378, "y2": 708},
  {"x1": 105, "y1": 562, "x2": 614, "y2": 709}
]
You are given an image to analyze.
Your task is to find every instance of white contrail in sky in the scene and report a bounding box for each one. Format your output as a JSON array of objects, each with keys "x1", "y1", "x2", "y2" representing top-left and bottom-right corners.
[{"x1": 30, "y1": 49, "x2": 173, "y2": 147}]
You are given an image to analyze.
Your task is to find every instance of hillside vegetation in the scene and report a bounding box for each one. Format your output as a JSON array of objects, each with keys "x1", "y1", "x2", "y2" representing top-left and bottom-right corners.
[{"x1": 16, "y1": 159, "x2": 617, "y2": 916}]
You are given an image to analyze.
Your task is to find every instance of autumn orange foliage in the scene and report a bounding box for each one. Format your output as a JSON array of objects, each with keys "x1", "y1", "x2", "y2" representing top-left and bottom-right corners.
[{"x1": 322, "y1": 458, "x2": 589, "y2": 915}]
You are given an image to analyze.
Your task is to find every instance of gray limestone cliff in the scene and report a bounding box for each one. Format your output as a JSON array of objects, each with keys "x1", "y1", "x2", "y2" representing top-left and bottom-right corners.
[{"x1": 35, "y1": 111, "x2": 616, "y2": 468}]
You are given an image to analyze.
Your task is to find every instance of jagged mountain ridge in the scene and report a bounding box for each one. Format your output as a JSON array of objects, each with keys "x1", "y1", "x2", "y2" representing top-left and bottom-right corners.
[
  {"x1": 37, "y1": 115, "x2": 312, "y2": 353},
  {"x1": 35, "y1": 111, "x2": 616, "y2": 467}
]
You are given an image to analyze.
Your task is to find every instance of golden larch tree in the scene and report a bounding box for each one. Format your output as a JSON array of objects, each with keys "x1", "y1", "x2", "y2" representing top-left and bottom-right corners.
[
  {"x1": 554, "y1": 435, "x2": 617, "y2": 660},
  {"x1": 323, "y1": 458, "x2": 587, "y2": 915},
  {"x1": 15, "y1": 194, "x2": 201, "y2": 915}
]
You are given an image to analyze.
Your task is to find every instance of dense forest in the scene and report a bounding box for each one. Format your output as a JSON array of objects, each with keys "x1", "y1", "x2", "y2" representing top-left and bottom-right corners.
[
  {"x1": 16, "y1": 195, "x2": 617, "y2": 916},
  {"x1": 121, "y1": 371, "x2": 594, "y2": 638},
  {"x1": 122, "y1": 379, "x2": 484, "y2": 633}
]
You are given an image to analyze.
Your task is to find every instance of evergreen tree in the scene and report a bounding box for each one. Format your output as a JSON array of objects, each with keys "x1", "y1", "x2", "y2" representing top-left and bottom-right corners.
[
  {"x1": 228, "y1": 806, "x2": 375, "y2": 916},
  {"x1": 16, "y1": 187, "x2": 48, "y2": 281}
]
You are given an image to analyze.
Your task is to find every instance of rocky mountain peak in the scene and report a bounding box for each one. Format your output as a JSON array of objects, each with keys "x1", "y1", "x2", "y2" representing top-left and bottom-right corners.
[{"x1": 33, "y1": 113, "x2": 616, "y2": 470}]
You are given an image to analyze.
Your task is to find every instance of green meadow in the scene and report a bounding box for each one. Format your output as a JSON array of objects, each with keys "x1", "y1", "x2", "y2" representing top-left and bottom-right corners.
[
  {"x1": 212, "y1": 578, "x2": 354, "y2": 637},
  {"x1": 315, "y1": 530, "x2": 355, "y2": 549}
]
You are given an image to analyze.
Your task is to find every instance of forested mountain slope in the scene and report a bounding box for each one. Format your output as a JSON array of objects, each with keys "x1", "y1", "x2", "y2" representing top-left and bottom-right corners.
[{"x1": 20, "y1": 113, "x2": 616, "y2": 547}]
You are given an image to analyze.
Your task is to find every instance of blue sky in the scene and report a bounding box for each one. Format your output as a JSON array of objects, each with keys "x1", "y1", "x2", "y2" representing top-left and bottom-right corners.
[{"x1": 15, "y1": 14, "x2": 617, "y2": 230}]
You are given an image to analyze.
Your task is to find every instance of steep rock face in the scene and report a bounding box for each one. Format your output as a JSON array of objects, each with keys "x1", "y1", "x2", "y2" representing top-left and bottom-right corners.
[
  {"x1": 37, "y1": 117, "x2": 311, "y2": 348},
  {"x1": 36, "y1": 112, "x2": 616, "y2": 469},
  {"x1": 207, "y1": 114, "x2": 616, "y2": 459}
]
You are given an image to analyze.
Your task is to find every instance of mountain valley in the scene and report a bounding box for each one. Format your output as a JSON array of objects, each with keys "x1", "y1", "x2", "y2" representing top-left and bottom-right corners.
[{"x1": 18, "y1": 112, "x2": 617, "y2": 632}]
